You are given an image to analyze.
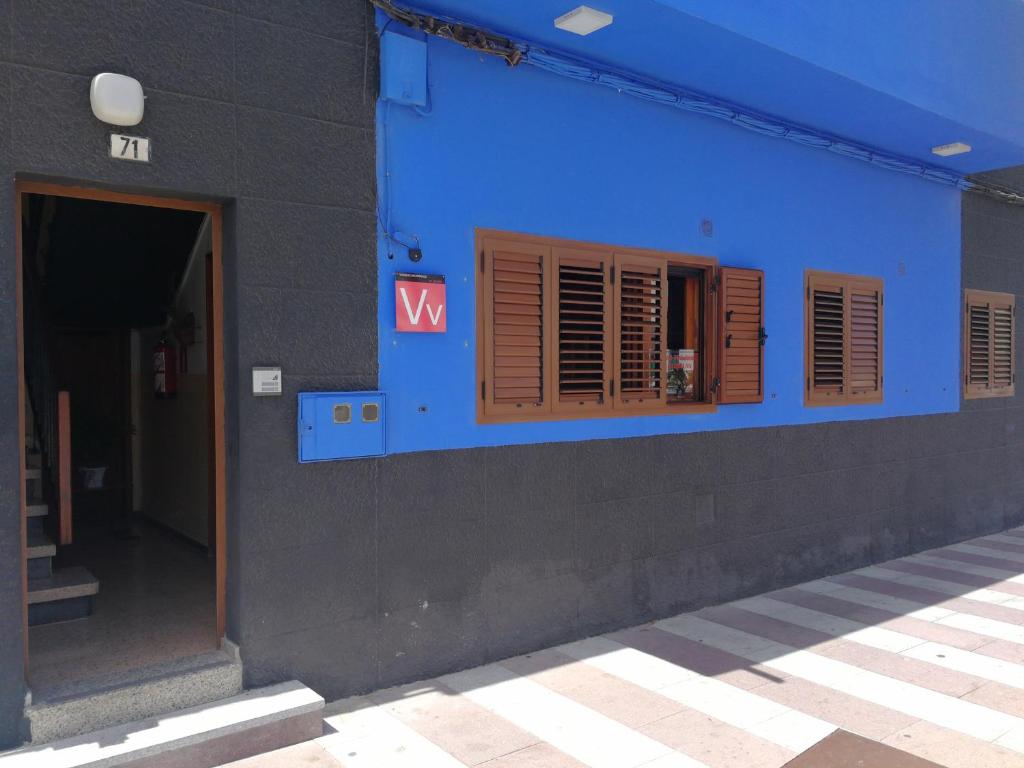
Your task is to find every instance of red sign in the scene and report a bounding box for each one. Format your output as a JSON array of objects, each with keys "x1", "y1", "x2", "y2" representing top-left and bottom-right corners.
[{"x1": 395, "y1": 273, "x2": 446, "y2": 332}]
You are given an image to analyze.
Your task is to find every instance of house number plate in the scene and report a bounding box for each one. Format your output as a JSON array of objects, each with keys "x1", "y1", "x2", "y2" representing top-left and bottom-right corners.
[{"x1": 109, "y1": 133, "x2": 151, "y2": 163}]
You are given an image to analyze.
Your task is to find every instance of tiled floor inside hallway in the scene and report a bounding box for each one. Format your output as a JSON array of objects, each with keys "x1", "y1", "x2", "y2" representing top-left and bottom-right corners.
[
  {"x1": 29, "y1": 522, "x2": 217, "y2": 700},
  {"x1": 221, "y1": 527, "x2": 1024, "y2": 768}
]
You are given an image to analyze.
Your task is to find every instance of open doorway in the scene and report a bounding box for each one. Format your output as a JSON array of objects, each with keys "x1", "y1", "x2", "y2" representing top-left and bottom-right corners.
[{"x1": 16, "y1": 182, "x2": 225, "y2": 703}]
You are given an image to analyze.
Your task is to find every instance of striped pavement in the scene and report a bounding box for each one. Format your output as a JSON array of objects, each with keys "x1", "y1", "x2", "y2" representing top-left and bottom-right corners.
[{"x1": 226, "y1": 526, "x2": 1024, "y2": 768}]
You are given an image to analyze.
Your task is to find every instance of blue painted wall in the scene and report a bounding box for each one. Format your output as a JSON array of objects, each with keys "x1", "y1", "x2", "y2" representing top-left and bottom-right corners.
[
  {"x1": 377, "y1": 33, "x2": 961, "y2": 455},
  {"x1": 659, "y1": 0, "x2": 1024, "y2": 150},
  {"x1": 405, "y1": 0, "x2": 1024, "y2": 173}
]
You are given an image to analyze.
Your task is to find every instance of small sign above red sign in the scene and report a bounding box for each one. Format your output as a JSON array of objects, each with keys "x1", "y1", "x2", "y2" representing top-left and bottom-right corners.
[{"x1": 395, "y1": 273, "x2": 446, "y2": 333}]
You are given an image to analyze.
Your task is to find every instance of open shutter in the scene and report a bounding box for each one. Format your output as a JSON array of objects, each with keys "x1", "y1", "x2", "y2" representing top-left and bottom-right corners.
[
  {"x1": 964, "y1": 289, "x2": 1015, "y2": 398},
  {"x1": 718, "y1": 267, "x2": 764, "y2": 404},
  {"x1": 847, "y1": 278, "x2": 883, "y2": 403},
  {"x1": 614, "y1": 253, "x2": 667, "y2": 408},
  {"x1": 551, "y1": 248, "x2": 613, "y2": 414},
  {"x1": 993, "y1": 296, "x2": 1015, "y2": 394},
  {"x1": 806, "y1": 272, "x2": 846, "y2": 404},
  {"x1": 965, "y1": 295, "x2": 992, "y2": 396},
  {"x1": 481, "y1": 238, "x2": 551, "y2": 417}
]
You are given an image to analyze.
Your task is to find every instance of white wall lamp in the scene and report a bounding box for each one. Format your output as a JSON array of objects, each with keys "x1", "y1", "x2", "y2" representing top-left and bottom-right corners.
[
  {"x1": 90, "y1": 73, "x2": 145, "y2": 126},
  {"x1": 555, "y1": 6, "x2": 613, "y2": 36}
]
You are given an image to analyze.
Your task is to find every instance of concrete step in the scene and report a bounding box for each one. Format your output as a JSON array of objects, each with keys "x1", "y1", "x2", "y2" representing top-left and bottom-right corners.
[
  {"x1": 25, "y1": 650, "x2": 246, "y2": 745},
  {"x1": 1, "y1": 680, "x2": 323, "y2": 768},
  {"x1": 25, "y1": 531, "x2": 55, "y2": 560},
  {"x1": 26, "y1": 532, "x2": 54, "y2": 580},
  {"x1": 24, "y1": 468, "x2": 41, "y2": 481},
  {"x1": 27, "y1": 567, "x2": 99, "y2": 626},
  {"x1": 26, "y1": 503, "x2": 47, "y2": 518},
  {"x1": 28, "y1": 567, "x2": 98, "y2": 605}
]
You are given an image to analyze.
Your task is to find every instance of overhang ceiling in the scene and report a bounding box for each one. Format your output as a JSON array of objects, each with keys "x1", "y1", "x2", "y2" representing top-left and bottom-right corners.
[
  {"x1": 398, "y1": 0, "x2": 1024, "y2": 175},
  {"x1": 23, "y1": 194, "x2": 204, "y2": 328}
]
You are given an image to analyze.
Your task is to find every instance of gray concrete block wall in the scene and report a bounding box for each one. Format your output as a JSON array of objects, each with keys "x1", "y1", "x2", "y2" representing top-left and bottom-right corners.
[
  {"x1": 0, "y1": 0, "x2": 377, "y2": 747},
  {"x1": 960, "y1": 184, "x2": 1024, "y2": 540},
  {"x1": 273, "y1": 397, "x2": 1023, "y2": 701}
]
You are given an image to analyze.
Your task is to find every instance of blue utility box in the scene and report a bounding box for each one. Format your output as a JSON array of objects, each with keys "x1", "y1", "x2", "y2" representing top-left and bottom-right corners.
[
  {"x1": 298, "y1": 392, "x2": 386, "y2": 462},
  {"x1": 380, "y1": 30, "x2": 428, "y2": 107}
]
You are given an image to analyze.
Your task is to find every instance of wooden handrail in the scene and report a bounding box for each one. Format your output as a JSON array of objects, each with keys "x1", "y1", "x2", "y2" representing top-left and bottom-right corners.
[
  {"x1": 23, "y1": 239, "x2": 74, "y2": 546},
  {"x1": 57, "y1": 391, "x2": 72, "y2": 546}
]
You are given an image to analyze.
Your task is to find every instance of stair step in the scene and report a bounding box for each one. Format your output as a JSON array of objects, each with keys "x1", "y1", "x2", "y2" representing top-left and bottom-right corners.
[
  {"x1": 27, "y1": 566, "x2": 98, "y2": 605},
  {"x1": 24, "y1": 650, "x2": 246, "y2": 745},
  {"x1": 7, "y1": 681, "x2": 321, "y2": 768},
  {"x1": 26, "y1": 531, "x2": 55, "y2": 559},
  {"x1": 26, "y1": 503, "x2": 47, "y2": 518},
  {"x1": 24, "y1": 468, "x2": 41, "y2": 480},
  {"x1": 28, "y1": 594, "x2": 93, "y2": 626}
]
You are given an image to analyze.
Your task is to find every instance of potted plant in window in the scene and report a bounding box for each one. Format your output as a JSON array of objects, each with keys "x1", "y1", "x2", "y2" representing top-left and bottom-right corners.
[{"x1": 668, "y1": 366, "x2": 689, "y2": 397}]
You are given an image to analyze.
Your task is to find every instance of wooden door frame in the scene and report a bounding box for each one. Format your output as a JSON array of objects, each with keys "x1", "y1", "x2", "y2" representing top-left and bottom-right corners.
[{"x1": 14, "y1": 180, "x2": 228, "y2": 669}]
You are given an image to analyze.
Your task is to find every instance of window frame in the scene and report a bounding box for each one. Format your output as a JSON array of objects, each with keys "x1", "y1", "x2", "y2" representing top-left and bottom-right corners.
[
  {"x1": 804, "y1": 269, "x2": 884, "y2": 407},
  {"x1": 963, "y1": 288, "x2": 1016, "y2": 400},
  {"x1": 476, "y1": 229, "x2": 719, "y2": 424}
]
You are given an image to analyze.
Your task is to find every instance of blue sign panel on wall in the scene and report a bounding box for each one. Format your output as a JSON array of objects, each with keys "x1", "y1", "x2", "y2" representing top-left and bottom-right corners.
[{"x1": 298, "y1": 392, "x2": 386, "y2": 462}]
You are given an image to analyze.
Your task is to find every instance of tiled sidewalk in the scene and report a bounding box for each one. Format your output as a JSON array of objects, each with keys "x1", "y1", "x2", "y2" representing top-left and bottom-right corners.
[{"x1": 223, "y1": 527, "x2": 1024, "y2": 768}]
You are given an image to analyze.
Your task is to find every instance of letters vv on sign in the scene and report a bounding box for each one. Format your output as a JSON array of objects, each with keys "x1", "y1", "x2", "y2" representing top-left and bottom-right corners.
[{"x1": 395, "y1": 273, "x2": 446, "y2": 333}]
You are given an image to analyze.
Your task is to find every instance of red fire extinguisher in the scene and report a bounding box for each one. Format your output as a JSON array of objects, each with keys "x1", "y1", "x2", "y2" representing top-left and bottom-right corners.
[{"x1": 153, "y1": 337, "x2": 178, "y2": 399}]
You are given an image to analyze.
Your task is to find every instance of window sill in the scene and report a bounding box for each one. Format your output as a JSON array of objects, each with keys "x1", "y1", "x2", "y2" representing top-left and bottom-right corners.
[
  {"x1": 963, "y1": 388, "x2": 1015, "y2": 400},
  {"x1": 803, "y1": 397, "x2": 884, "y2": 407},
  {"x1": 477, "y1": 402, "x2": 717, "y2": 425}
]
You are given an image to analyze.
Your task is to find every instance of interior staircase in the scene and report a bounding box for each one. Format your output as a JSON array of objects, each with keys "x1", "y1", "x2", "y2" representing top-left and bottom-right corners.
[
  {"x1": 22, "y1": 246, "x2": 100, "y2": 626},
  {"x1": 24, "y1": 420, "x2": 99, "y2": 627}
]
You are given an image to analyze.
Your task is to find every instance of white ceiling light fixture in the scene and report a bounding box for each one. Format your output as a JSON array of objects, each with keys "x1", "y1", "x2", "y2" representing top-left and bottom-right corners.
[
  {"x1": 90, "y1": 73, "x2": 145, "y2": 126},
  {"x1": 555, "y1": 6, "x2": 613, "y2": 36},
  {"x1": 931, "y1": 142, "x2": 972, "y2": 157}
]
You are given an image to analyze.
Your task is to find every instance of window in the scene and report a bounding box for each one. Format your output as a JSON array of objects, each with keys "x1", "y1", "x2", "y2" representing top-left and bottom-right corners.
[
  {"x1": 804, "y1": 270, "x2": 883, "y2": 406},
  {"x1": 963, "y1": 289, "x2": 1015, "y2": 399},
  {"x1": 477, "y1": 230, "x2": 765, "y2": 422}
]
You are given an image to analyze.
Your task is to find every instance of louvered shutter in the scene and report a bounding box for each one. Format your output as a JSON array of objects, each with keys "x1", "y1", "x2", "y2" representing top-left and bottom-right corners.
[
  {"x1": 806, "y1": 271, "x2": 884, "y2": 405},
  {"x1": 847, "y1": 278, "x2": 883, "y2": 403},
  {"x1": 551, "y1": 248, "x2": 613, "y2": 413},
  {"x1": 964, "y1": 289, "x2": 1015, "y2": 399},
  {"x1": 806, "y1": 273, "x2": 847, "y2": 404},
  {"x1": 614, "y1": 253, "x2": 667, "y2": 408},
  {"x1": 966, "y1": 297, "x2": 992, "y2": 394},
  {"x1": 718, "y1": 267, "x2": 764, "y2": 404},
  {"x1": 481, "y1": 238, "x2": 551, "y2": 417},
  {"x1": 993, "y1": 299, "x2": 1015, "y2": 393}
]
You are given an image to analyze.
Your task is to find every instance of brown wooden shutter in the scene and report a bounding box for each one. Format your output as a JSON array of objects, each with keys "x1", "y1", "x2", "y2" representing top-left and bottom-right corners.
[
  {"x1": 966, "y1": 296, "x2": 992, "y2": 395},
  {"x1": 480, "y1": 238, "x2": 551, "y2": 417},
  {"x1": 613, "y1": 253, "x2": 667, "y2": 408},
  {"x1": 718, "y1": 267, "x2": 764, "y2": 404},
  {"x1": 806, "y1": 271, "x2": 883, "y2": 405},
  {"x1": 847, "y1": 278, "x2": 883, "y2": 403},
  {"x1": 551, "y1": 248, "x2": 613, "y2": 414},
  {"x1": 964, "y1": 289, "x2": 1016, "y2": 399},
  {"x1": 993, "y1": 299, "x2": 1015, "y2": 393},
  {"x1": 806, "y1": 272, "x2": 847, "y2": 404}
]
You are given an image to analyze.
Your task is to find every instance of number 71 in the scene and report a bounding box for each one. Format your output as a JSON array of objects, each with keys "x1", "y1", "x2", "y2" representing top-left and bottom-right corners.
[{"x1": 120, "y1": 137, "x2": 139, "y2": 159}]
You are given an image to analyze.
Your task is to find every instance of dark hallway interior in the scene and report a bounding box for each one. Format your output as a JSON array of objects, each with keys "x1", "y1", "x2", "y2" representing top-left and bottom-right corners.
[{"x1": 20, "y1": 193, "x2": 217, "y2": 699}]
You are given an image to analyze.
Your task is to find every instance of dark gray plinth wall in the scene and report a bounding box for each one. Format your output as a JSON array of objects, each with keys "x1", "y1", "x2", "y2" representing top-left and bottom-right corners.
[
  {"x1": 0, "y1": 0, "x2": 1023, "y2": 750},
  {"x1": 0, "y1": 0, "x2": 377, "y2": 746}
]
